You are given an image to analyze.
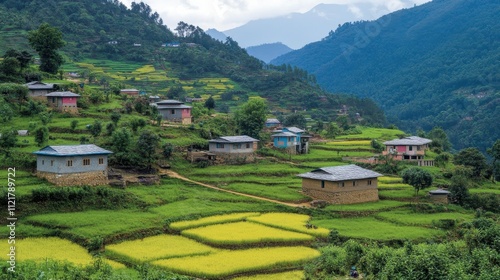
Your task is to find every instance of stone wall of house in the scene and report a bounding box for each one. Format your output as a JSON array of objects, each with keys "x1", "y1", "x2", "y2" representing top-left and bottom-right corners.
[
  {"x1": 37, "y1": 170, "x2": 108, "y2": 186},
  {"x1": 213, "y1": 152, "x2": 256, "y2": 164},
  {"x1": 430, "y1": 195, "x2": 448, "y2": 204},
  {"x1": 303, "y1": 188, "x2": 379, "y2": 204}
]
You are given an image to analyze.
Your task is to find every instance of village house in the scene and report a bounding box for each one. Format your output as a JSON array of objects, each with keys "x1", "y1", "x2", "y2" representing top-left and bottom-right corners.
[
  {"x1": 33, "y1": 144, "x2": 112, "y2": 186},
  {"x1": 208, "y1": 135, "x2": 259, "y2": 162},
  {"x1": 120, "y1": 89, "x2": 139, "y2": 96},
  {"x1": 45, "y1": 91, "x2": 80, "y2": 113},
  {"x1": 265, "y1": 118, "x2": 281, "y2": 128},
  {"x1": 383, "y1": 136, "x2": 433, "y2": 166},
  {"x1": 428, "y1": 189, "x2": 450, "y2": 204},
  {"x1": 272, "y1": 127, "x2": 310, "y2": 154},
  {"x1": 25, "y1": 81, "x2": 55, "y2": 99},
  {"x1": 298, "y1": 164, "x2": 382, "y2": 204},
  {"x1": 149, "y1": 95, "x2": 161, "y2": 103},
  {"x1": 153, "y1": 99, "x2": 192, "y2": 124}
]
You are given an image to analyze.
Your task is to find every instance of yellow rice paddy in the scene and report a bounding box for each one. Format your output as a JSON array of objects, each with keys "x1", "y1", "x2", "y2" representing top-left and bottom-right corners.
[
  {"x1": 169, "y1": 212, "x2": 260, "y2": 231},
  {"x1": 247, "y1": 213, "x2": 330, "y2": 237}
]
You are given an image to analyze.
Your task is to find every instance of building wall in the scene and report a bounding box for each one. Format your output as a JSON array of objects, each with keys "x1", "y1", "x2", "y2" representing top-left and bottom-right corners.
[
  {"x1": 36, "y1": 155, "x2": 108, "y2": 174},
  {"x1": 430, "y1": 195, "x2": 448, "y2": 204},
  {"x1": 181, "y1": 108, "x2": 191, "y2": 118},
  {"x1": 37, "y1": 170, "x2": 108, "y2": 186},
  {"x1": 159, "y1": 108, "x2": 183, "y2": 121},
  {"x1": 29, "y1": 89, "x2": 51, "y2": 97},
  {"x1": 273, "y1": 136, "x2": 296, "y2": 148},
  {"x1": 209, "y1": 142, "x2": 256, "y2": 154},
  {"x1": 302, "y1": 177, "x2": 379, "y2": 204}
]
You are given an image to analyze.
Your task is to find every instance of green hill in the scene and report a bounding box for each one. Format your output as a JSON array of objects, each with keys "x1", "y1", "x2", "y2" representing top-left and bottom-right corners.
[
  {"x1": 0, "y1": 0, "x2": 386, "y2": 125},
  {"x1": 272, "y1": 0, "x2": 500, "y2": 152}
]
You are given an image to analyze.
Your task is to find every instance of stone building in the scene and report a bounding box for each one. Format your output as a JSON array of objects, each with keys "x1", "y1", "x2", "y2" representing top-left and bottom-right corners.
[
  {"x1": 25, "y1": 81, "x2": 55, "y2": 100},
  {"x1": 120, "y1": 89, "x2": 139, "y2": 96},
  {"x1": 153, "y1": 99, "x2": 192, "y2": 124},
  {"x1": 45, "y1": 91, "x2": 80, "y2": 113},
  {"x1": 33, "y1": 144, "x2": 112, "y2": 186},
  {"x1": 298, "y1": 164, "x2": 382, "y2": 204},
  {"x1": 383, "y1": 136, "x2": 432, "y2": 162},
  {"x1": 208, "y1": 135, "x2": 259, "y2": 162},
  {"x1": 428, "y1": 189, "x2": 450, "y2": 204}
]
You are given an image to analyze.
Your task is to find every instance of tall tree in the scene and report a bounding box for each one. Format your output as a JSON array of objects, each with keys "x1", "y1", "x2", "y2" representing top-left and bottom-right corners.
[
  {"x1": 487, "y1": 140, "x2": 500, "y2": 181},
  {"x1": 136, "y1": 130, "x2": 160, "y2": 171},
  {"x1": 454, "y1": 147, "x2": 487, "y2": 178},
  {"x1": 28, "y1": 23, "x2": 65, "y2": 74},
  {"x1": 234, "y1": 99, "x2": 267, "y2": 139},
  {"x1": 0, "y1": 129, "x2": 17, "y2": 156},
  {"x1": 204, "y1": 96, "x2": 215, "y2": 110},
  {"x1": 401, "y1": 167, "x2": 433, "y2": 196}
]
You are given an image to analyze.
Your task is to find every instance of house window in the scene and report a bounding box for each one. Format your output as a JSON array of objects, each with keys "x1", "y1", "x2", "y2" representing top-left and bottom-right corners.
[
  {"x1": 42, "y1": 160, "x2": 44, "y2": 165},
  {"x1": 216, "y1": 143, "x2": 224, "y2": 149},
  {"x1": 171, "y1": 109, "x2": 175, "y2": 114},
  {"x1": 98, "y1": 158, "x2": 104, "y2": 164},
  {"x1": 368, "y1": 180, "x2": 372, "y2": 185},
  {"x1": 321, "y1": 181, "x2": 325, "y2": 188},
  {"x1": 246, "y1": 143, "x2": 250, "y2": 149},
  {"x1": 67, "y1": 160, "x2": 73, "y2": 167},
  {"x1": 338, "y1": 182, "x2": 344, "y2": 187},
  {"x1": 233, "y1": 143, "x2": 241, "y2": 149},
  {"x1": 353, "y1": 181, "x2": 356, "y2": 186},
  {"x1": 51, "y1": 160, "x2": 54, "y2": 166},
  {"x1": 83, "y1": 158, "x2": 90, "y2": 166},
  {"x1": 409, "y1": 146, "x2": 413, "y2": 151}
]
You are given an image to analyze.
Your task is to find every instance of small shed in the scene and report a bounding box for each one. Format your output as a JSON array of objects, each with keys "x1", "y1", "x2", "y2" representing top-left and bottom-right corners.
[
  {"x1": 120, "y1": 89, "x2": 139, "y2": 96},
  {"x1": 428, "y1": 189, "x2": 450, "y2": 204},
  {"x1": 25, "y1": 81, "x2": 55, "y2": 99},
  {"x1": 45, "y1": 91, "x2": 80, "y2": 113}
]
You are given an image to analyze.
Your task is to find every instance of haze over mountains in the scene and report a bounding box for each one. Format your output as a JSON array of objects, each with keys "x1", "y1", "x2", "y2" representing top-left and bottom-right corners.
[
  {"x1": 272, "y1": 0, "x2": 500, "y2": 152},
  {"x1": 208, "y1": 2, "x2": 419, "y2": 50}
]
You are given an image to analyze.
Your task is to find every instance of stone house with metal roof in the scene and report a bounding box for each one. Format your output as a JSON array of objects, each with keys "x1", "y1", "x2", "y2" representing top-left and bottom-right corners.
[
  {"x1": 265, "y1": 118, "x2": 281, "y2": 128},
  {"x1": 298, "y1": 164, "x2": 382, "y2": 204},
  {"x1": 120, "y1": 88, "x2": 139, "y2": 96},
  {"x1": 383, "y1": 136, "x2": 433, "y2": 166},
  {"x1": 208, "y1": 136, "x2": 259, "y2": 163},
  {"x1": 25, "y1": 81, "x2": 55, "y2": 100},
  {"x1": 272, "y1": 127, "x2": 310, "y2": 154},
  {"x1": 45, "y1": 91, "x2": 80, "y2": 113},
  {"x1": 33, "y1": 144, "x2": 112, "y2": 186},
  {"x1": 153, "y1": 99, "x2": 192, "y2": 124}
]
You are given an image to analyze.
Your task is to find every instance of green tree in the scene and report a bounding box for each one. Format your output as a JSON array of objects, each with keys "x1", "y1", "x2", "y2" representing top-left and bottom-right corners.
[
  {"x1": 166, "y1": 85, "x2": 186, "y2": 100},
  {"x1": 234, "y1": 98, "x2": 267, "y2": 139},
  {"x1": 0, "y1": 129, "x2": 17, "y2": 156},
  {"x1": 105, "y1": 122, "x2": 115, "y2": 136},
  {"x1": 34, "y1": 126, "x2": 49, "y2": 147},
  {"x1": 401, "y1": 167, "x2": 433, "y2": 196},
  {"x1": 448, "y1": 174, "x2": 470, "y2": 205},
  {"x1": 0, "y1": 57, "x2": 21, "y2": 78},
  {"x1": 110, "y1": 112, "x2": 121, "y2": 125},
  {"x1": 325, "y1": 122, "x2": 341, "y2": 138},
  {"x1": 39, "y1": 112, "x2": 52, "y2": 125},
  {"x1": 136, "y1": 130, "x2": 160, "y2": 170},
  {"x1": 111, "y1": 128, "x2": 132, "y2": 165},
  {"x1": 283, "y1": 113, "x2": 307, "y2": 128},
  {"x1": 70, "y1": 120, "x2": 78, "y2": 131},
  {"x1": 454, "y1": 147, "x2": 487, "y2": 178},
  {"x1": 88, "y1": 120, "x2": 102, "y2": 138},
  {"x1": 28, "y1": 23, "x2": 65, "y2": 74},
  {"x1": 487, "y1": 140, "x2": 500, "y2": 181},
  {"x1": 162, "y1": 143, "x2": 174, "y2": 159},
  {"x1": 204, "y1": 96, "x2": 215, "y2": 110},
  {"x1": 428, "y1": 126, "x2": 452, "y2": 152},
  {"x1": 0, "y1": 101, "x2": 14, "y2": 122}
]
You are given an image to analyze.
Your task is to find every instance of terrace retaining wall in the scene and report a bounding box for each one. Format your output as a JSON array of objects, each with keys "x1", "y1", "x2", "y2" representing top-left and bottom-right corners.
[
  {"x1": 37, "y1": 170, "x2": 108, "y2": 186},
  {"x1": 303, "y1": 188, "x2": 379, "y2": 204}
]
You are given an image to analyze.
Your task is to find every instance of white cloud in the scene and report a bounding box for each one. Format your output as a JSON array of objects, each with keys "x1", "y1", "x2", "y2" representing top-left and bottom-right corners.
[{"x1": 120, "y1": 0, "x2": 430, "y2": 31}]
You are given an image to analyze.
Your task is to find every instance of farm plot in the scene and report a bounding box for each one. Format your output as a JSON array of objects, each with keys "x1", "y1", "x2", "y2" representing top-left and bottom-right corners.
[
  {"x1": 335, "y1": 126, "x2": 405, "y2": 141},
  {"x1": 312, "y1": 217, "x2": 444, "y2": 241},
  {"x1": 324, "y1": 200, "x2": 407, "y2": 212},
  {"x1": 218, "y1": 182, "x2": 309, "y2": 203},
  {"x1": 106, "y1": 235, "x2": 216, "y2": 263},
  {"x1": 181, "y1": 221, "x2": 315, "y2": 246},
  {"x1": 232, "y1": 270, "x2": 304, "y2": 280},
  {"x1": 247, "y1": 213, "x2": 330, "y2": 237},
  {"x1": 0, "y1": 237, "x2": 93, "y2": 265},
  {"x1": 376, "y1": 210, "x2": 474, "y2": 227},
  {"x1": 151, "y1": 246, "x2": 320, "y2": 279},
  {"x1": 169, "y1": 212, "x2": 260, "y2": 231}
]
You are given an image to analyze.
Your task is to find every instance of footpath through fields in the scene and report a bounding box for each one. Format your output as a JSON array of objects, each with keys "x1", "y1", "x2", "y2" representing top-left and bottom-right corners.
[{"x1": 161, "y1": 170, "x2": 311, "y2": 208}]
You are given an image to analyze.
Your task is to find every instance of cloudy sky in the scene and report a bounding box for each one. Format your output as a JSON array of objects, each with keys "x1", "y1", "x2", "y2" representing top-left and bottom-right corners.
[{"x1": 120, "y1": 0, "x2": 430, "y2": 31}]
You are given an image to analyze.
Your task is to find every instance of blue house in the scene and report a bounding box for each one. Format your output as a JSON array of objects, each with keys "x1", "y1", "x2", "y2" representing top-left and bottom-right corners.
[
  {"x1": 34, "y1": 144, "x2": 112, "y2": 186},
  {"x1": 265, "y1": 118, "x2": 281, "y2": 128},
  {"x1": 272, "y1": 127, "x2": 310, "y2": 154}
]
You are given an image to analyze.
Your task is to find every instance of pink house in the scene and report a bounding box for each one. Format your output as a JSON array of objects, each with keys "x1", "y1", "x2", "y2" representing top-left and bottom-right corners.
[
  {"x1": 120, "y1": 89, "x2": 139, "y2": 96},
  {"x1": 383, "y1": 136, "x2": 432, "y2": 161},
  {"x1": 45, "y1": 91, "x2": 80, "y2": 113}
]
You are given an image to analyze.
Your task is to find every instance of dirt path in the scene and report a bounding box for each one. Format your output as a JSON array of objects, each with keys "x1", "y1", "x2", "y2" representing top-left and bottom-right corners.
[{"x1": 161, "y1": 169, "x2": 311, "y2": 208}]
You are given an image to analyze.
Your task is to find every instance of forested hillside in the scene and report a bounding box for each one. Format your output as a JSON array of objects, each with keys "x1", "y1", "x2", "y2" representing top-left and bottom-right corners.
[
  {"x1": 0, "y1": 0, "x2": 174, "y2": 61},
  {"x1": 0, "y1": 0, "x2": 386, "y2": 125},
  {"x1": 272, "y1": 0, "x2": 500, "y2": 152}
]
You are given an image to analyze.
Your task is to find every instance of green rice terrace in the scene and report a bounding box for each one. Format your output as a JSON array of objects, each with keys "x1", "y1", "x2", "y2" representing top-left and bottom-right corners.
[{"x1": 0, "y1": 58, "x2": 498, "y2": 279}]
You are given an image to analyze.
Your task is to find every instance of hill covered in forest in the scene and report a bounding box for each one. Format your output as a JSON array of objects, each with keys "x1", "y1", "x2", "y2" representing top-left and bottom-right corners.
[
  {"x1": 0, "y1": 0, "x2": 386, "y2": 125},
  {"x1": 272, "y1": 0, "x2": 500, "y2": 152}
]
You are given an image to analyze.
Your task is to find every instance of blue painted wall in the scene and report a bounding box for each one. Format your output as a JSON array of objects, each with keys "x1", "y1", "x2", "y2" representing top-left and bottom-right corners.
[{"x1": 37, "y1": 155, "x2": 108, "y2": 174}]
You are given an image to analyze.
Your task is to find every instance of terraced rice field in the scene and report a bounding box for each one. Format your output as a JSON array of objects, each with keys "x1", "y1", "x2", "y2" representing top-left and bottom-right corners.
[
  {"x1": 169, "y1": 212, "x2": 260, "y2": 231},
  {"x1": 151, "y1": 246, "x2": 320, "y2": 279},
  {"x1": 247, "y1": 213, "x2": 330, "y2": 237},
  {"x1": 106, "y1": 235, "x2": 215, "y2": 263},
  {"x1": 181, "y1": 221, "x2": 315, "y2": 246}
]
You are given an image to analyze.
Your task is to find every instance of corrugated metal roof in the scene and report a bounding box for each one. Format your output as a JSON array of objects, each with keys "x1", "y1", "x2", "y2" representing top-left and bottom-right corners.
[
  {"x1": 428, "y1": 189, "x2": 450, "y2": 195},
  {"x1": 384, "y1": 136, "x2": 432, "y2": 146},
  {"x1": 297, "y1": 164, "x2": 382, "y2": 181},
  {"x1": 209, "y1": 135, "x2": 259, "y2": 143},
  {"x1": 272, "y1": 132, "x2": 297, "y2": 137},
  {"x1": 157, "y1": 105, "x2": 192, "y2": 109},
  {"x1": 45, "y1": 91, "x2": 80, "y2": 97},
  {"x1": 156, "y1": 99, "x2": 184, "y2": 105},
  {"x1": 25, "y1": 81, "x2": 54, "y2": 90},
  {"x1": 120, "y1": 89, "x2": 139, "y2": 91},
  {"x1": 33, "y1": 144, "x2": 112, "y2": 156},
  {"x1": 266, "y1": 118, "x2": 280, "y2": 123},
  {"x1": 284, "y1": 127, "x2": 305, "y2": 133}
]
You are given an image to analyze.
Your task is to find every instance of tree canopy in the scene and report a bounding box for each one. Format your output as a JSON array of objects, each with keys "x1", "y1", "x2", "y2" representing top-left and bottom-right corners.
[
  {"x1": 234, "y1": 99, "x2": 267, "y2": 139},
  {"x1": 401, "y1": 167, "x2": 433, "y2": 196},
  {"x1": 28, "y1": 23, "x2": 65, "y2": 74}
]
